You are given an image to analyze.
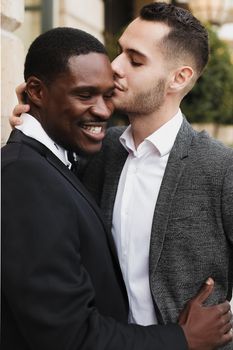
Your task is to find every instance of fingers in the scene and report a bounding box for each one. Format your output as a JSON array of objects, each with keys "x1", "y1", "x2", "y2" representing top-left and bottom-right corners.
[
  {"x1": 179, "y1": 292, "x2": 232, "y2": 349},
  {"x1": 9, "y1": 104, "x2": 29, "y2": 128},
  {"x1": 179, "y1": 278, "x2": 216, "y2": 325},
  {"x1": 220, "y1": 306, "x2": 232, "y2": 335},
  {"x1": 10, "y1": 83, "x2": 30, "y2": 129},
  {"x1": 194, "y1": 277, "x2": 214, "y2": 304},
  {"x1": 221, "y1": 328, "x2": 233, "y2": 346},
  {"x1": 9, "y1": 115, "x2": 22, "y2": 128},
  {"x1": 208, "y1": 301, "x2": 231, "y2": 329},
  {"x1": 208, "y1": 300, "x2": 231, "y2": 319},
  {"x1": 16, "y1": 82, "x2": 27, "y2": 103},
  {"x1": 13, "y1": 104, "x2": 30, "y2": 117},
  {"x1": 213, "y1": 302, "x2": 232, "y2": 346},
  {"x1": 218, "y1": 300, "x2": 231, "y2": 315},
  {"x1": 222, "y1": 321, "x2": 232, "y2": 335},
  {"x1": 179, "y1": 279, "x2": 232, "y2": 349},
  {"x1": 221, "y1": 309, "x2": 232, "y2": 333}
]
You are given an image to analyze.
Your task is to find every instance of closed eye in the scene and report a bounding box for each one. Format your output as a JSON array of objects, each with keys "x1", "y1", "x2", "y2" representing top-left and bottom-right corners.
[
  {"x1": 130, "y1": 60, "x2": 143, "y2": 67},
  {"x1": 77, "y1": 94, "x2": 92, "y2": 100},
  {"x1": 104, "y1": 91, "x2": 114, "y2": 99}
]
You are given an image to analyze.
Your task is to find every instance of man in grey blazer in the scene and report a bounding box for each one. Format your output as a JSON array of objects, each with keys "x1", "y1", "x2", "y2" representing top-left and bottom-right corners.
[
  {"x1": 81, "y1": 3, "x2": 233, "y2": 348},
  {"x1": 10, "y1": 2, "x2": 233, "y2": 349}
]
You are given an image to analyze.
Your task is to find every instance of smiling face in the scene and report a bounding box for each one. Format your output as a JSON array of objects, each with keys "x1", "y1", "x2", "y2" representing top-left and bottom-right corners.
[
  {"x1": 111, "y1": 18, "x2": 173, "y2": 115},
  {"x1": 39, "y1": 53, "x2": 115, "y2": 154}
]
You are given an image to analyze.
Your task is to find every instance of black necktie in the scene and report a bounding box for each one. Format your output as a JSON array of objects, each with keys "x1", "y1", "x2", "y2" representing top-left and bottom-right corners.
[{"x1": 67, "y1": 151, "x2": 78, "y2": 174}]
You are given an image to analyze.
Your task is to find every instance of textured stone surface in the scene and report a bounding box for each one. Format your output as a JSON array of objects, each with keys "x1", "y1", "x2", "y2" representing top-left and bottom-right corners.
[
  {"x1": 59, "y1": 0, "x2": 104, "y2": 42},
  {"x1": 1, "y1": 0, "x2": 24, "y2": 146},
  {"x1": 1, "y1": 0, "x2": 24, "y2": 30}
]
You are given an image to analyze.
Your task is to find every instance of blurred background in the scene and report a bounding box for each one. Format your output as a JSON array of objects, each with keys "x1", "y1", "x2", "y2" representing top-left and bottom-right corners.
[{"x1": 1, "y1": 0, "x2": 233, "y2": 146}]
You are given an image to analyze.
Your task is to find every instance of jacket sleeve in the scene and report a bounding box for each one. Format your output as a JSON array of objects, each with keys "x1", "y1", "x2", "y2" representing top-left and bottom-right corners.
[{"x1": 2, "y1": 159, "x2": 187, "y2": 350}]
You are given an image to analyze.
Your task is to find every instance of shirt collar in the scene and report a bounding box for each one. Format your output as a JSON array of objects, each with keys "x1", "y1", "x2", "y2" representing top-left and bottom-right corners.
[
  {"x1": 16, "y1": 113, "x2": 72, "y2": 168},
  {"x1": 120, "y1": 109, "x2": 183, "y2": 157}
]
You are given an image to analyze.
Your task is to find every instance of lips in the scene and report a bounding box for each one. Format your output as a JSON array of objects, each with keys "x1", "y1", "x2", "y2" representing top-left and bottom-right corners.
[
  {"x1": 114, "y1": 81, "x2": 126, "y2": 92},
  {"x1": 80, "y1": 122, "x2": 107, "y2": 141},
  {"x1": 82, "y1": 125, "x2": 102, "y2": 134}
]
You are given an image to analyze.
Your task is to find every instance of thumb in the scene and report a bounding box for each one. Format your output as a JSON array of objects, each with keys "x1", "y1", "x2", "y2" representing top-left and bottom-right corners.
[{"x1": 194, "y1": 277, "x2": 214, "y2": 304}]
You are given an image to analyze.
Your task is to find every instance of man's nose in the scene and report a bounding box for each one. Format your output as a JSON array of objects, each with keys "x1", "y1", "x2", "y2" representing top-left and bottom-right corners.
[
  {"x1": 111, "y1": 55, "x2": 124, "y2": 78},
  {"x1": 90, "y1": 97, "x2": 112, "y2": 120}
]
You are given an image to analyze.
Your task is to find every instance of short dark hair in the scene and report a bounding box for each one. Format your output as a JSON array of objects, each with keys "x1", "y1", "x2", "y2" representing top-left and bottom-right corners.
[
  {"x1": 140, "y1": 2, "x2": 209, "y2": 76},
  {"x1": 24, "y1": 27, "x2": 107, "y2": 84}
]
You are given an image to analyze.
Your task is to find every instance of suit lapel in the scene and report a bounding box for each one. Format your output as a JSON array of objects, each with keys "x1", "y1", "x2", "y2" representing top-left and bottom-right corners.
[
  {"x1": 149, "y1": 119, "x2": 196, "y2": 276},
  {"x1": 46, "y1": 151, "x2": 107, "y2": 224},
  {"x1": 8, "y1": 130, "x2": 119, "y2": 264},
  {"x1": 46, "y1": 150, "x2": 126, "y2": 282}
]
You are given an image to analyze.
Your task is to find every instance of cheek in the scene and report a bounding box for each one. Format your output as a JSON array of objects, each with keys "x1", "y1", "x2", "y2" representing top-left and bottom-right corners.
[
  {"x1": 59, "y1": 104, "x2": 85, "y2": 124},
  {"x1": 126, "y1": 70, "x2": 147, "y2": 88},
  {"x1": 126, "y1": 77, "x2": 142, "y2": 96},
  {"x1": 131, "y1": 72, "x2": 160, "y2": 93},
  {"x1": 106, "y1": 101, "x2": 115, "y2": 114}
]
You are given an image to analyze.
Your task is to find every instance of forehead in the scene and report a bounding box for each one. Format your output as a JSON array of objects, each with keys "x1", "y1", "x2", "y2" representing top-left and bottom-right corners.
[
  {"x1": 59, "y1": 52, "x2": 114, "y2": 88},
  {"x1": 119, "y1": 18, "x2": 170, "y2": 55}
]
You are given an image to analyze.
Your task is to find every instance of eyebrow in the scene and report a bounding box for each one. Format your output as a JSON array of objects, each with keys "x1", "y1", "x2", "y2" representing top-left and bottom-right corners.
[{"x1": 118, "y1": 41, "x2": 147, "y2": 59}]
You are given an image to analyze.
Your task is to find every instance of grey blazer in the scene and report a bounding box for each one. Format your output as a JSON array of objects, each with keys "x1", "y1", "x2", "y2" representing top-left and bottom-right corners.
[{"x1": 82, "y1": 118, "x2": 233, "y2": 349}]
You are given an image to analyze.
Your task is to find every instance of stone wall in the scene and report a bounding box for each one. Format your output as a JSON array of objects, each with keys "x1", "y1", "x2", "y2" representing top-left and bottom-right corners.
[
  {"x1": 1, "y1": 0, "x2": 25, "y2": 146},
  {"x1": 59, "y1": 0, "x2": 105, "y2": 42}
]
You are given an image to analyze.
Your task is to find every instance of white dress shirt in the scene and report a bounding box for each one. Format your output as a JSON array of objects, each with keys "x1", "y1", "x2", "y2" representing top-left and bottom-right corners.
[
  {"x1": 112, "y1": 110, "x2": 183, "y2": 326},
  {"x1": 16, "y1": 113, "x2": 73, "y2": 169}
]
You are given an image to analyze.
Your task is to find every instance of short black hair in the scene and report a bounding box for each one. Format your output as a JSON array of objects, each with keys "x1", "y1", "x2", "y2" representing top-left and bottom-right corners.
[
  {"x1": 24, "y1": 27, "x2": 107, "y2": 84},
  {"x1": 140, "y1": 2, "x2": 209, "y2": 76}
]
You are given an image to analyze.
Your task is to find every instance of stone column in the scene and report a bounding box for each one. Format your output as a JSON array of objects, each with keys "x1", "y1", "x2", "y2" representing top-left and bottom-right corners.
[
  {"x1": 59, "y1": 0, "x2": 105, "y2": 42},
  {"x1": 1, "y1": 0, "x2": 25, "y2": 146}
]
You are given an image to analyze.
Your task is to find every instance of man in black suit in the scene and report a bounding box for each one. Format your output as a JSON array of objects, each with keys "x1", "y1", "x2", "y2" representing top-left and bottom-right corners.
[{"x1": 2, "y1": 27, "x2": 232, "y2": 350}]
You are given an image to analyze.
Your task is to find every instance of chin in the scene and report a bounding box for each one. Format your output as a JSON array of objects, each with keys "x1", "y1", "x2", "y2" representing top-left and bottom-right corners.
[{"x1": 78, "y1": 143, "x2": 103, "y2": 156}]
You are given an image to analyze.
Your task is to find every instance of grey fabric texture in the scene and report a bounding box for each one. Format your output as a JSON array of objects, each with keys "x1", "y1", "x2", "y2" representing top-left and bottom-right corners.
[{"x1": 82, "y1": 118, "x2": 233, "y2": 349}]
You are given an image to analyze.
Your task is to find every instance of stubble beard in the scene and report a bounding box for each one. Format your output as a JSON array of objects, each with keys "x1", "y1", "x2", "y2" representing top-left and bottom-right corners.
[{"x1": 114, "y1": 78, "x2": 166, "y2": 116}]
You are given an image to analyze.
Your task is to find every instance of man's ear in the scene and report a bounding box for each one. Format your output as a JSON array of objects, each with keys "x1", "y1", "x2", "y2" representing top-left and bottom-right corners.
[
  {"x1": 25, "y1": 76, "x2": 46, "y2": 107},
  {"x1": 168, "y1": 66, "x2": 194, "y2": 93}
]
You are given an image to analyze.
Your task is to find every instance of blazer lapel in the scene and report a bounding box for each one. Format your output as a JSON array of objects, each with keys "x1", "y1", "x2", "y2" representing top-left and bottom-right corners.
[{"x1": 149, "y1": 119, "x2": 196, "y2": 276}]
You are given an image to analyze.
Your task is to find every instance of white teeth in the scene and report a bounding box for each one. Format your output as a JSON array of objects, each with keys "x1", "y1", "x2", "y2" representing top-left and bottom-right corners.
[{"x1": 83, "y1": 126, "x2": 102, "y2": 134}]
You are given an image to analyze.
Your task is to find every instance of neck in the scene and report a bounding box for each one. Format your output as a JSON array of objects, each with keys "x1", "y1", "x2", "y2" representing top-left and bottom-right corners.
[
  {"x1": 128, "y1": 101, "x2": 180, "y2": 148},
  {"x1": 28, "y1": 104, "x2": 43, "y2": 124}
]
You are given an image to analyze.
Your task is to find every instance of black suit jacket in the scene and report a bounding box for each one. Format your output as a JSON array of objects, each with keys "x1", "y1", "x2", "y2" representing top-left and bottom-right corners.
[{"x1": 1, "y1": 130, "x2": 187, "y2": 350}]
